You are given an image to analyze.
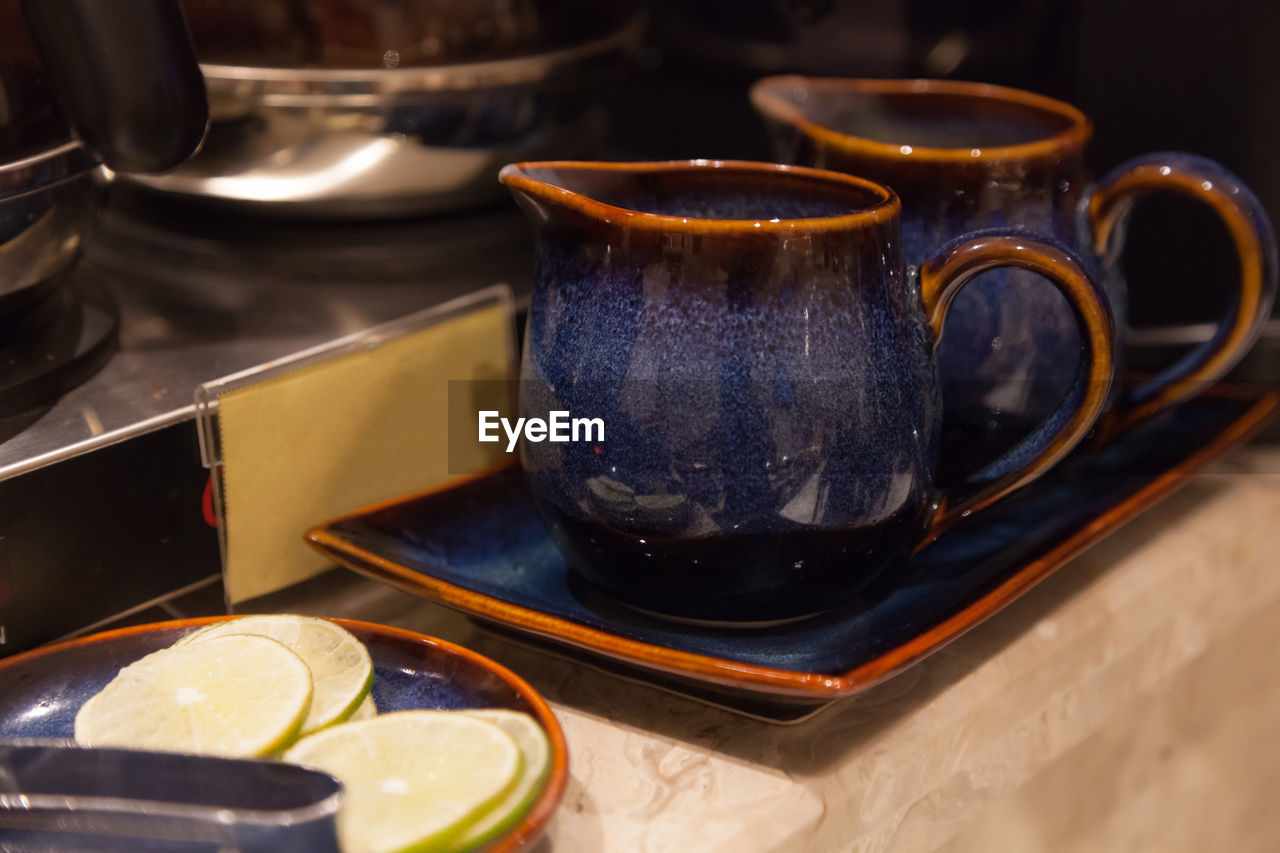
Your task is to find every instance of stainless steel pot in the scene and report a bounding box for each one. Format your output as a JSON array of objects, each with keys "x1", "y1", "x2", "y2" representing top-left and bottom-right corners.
[
  {"x1": 124, "y1": 16, "x2": 643, "y2": 218},
  {"x1": 0, "y1": 142, "x2": 100, "y2": 307},
  {"x1": 0, "y1": 0, "x2": 207, "y2": 307}
]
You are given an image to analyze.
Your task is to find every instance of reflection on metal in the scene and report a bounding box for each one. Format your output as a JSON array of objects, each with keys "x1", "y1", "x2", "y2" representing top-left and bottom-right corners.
[
  {"x1": 0, "y1": 142, "x2": 99, "y2": 197},
  {"x1": 125, "y1": 18, "x2": 643, "y2": 217},
  {"x1": 197, "y1": 136, "x2": 404, "y2": 203},
  {"x1": 1128, "y1": 319, "x2": 1280, "y2": 389},
  {"x1": 0, "y1": 196, "x2": 533, "y2": 481},
  {"x1": 0, "y1": 160, "x2": 101, "y2": 301},
  {"x1": 80, "y1": 406, "x2": 104, "y2": 437}
]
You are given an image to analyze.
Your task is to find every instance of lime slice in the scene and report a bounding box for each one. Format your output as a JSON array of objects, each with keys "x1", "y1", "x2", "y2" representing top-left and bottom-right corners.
[
  {"x1": 74, "y1": 634, "x2": 312, "y2": 757},
  {"x1": 349, "y1": 693, "x2": 378, "y2": 721},
  {"x1": 450, "y1": 710, "x2": 552, "y2": 852},
  {"x1": 179, "y1": 615, "x2": 373, "y2": 735},
  {"x1": 284, "y1": 711, "x2": 523, "y2": 853}
]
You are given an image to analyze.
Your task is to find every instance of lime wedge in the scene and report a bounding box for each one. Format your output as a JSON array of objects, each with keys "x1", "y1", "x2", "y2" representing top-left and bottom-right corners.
[
  {"x1": 74, "y1": 634, "x2": 312, "y2": 757},
  {"x1": 179, "y1": 615, "x2": 373, "y2": 735},
  {"x1": 349, "y1": 693, "x2": 378, "y2": 721},
  {"x1": 450, "y1": 710, "x2": 552, "y2": 852},
  {"x1": 284, "y1": 711, "x2": 523, "y2": 853}
]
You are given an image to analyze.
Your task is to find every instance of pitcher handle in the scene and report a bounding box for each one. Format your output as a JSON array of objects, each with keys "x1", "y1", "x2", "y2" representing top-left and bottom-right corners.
[
  {"x1": 1088, "y1": 153, "x2": 1278, "y2": 440},
  {"x1": 916, "y1": 229, "x2": 1116, "y2": 546}
]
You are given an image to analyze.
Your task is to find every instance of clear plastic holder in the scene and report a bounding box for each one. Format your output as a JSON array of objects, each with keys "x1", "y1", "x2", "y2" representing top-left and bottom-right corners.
[{"x1": 194, "y1": 283, "x2": 515, "y2": 600}]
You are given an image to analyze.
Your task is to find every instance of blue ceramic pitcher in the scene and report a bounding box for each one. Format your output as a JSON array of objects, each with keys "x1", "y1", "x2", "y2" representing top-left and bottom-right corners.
[
  {"x1": 752, "y1": 77, "x2": 1277, "y2": 462},
  {"x1": 501, "y1": 160, "x2": 1115, "y2": 623}
]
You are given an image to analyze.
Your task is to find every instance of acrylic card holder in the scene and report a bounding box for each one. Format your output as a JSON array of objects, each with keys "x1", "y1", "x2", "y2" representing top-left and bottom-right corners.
[{"x1": 195, "y1": 284, "x2": 516, "y2": 605}]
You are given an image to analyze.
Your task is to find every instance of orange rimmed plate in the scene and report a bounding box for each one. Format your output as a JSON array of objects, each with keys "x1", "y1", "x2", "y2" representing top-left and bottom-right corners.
[{"x1": 0, "y1": 617, "x2": 568, "y2": 853}]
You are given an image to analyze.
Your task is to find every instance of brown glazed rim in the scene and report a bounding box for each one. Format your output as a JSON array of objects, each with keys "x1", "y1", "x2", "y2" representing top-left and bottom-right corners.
[
  {"x1": 498, "y1": 159, "x2": 901, "y2": 234},
  {"x1": 0, "y1": 616, "x2": 569, "y2": 853},
  {"x1": 750, "y1": 76, "x2": 1094, "y2": 166}
]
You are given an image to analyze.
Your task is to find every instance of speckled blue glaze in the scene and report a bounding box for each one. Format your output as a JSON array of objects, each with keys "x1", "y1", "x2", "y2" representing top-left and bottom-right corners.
[
  {"x1": 502, "y1": 163, "x2": 1116, "y2": 622},
  {"x1": 504, "y1": 163, "x2": 939, "y2": 621},
  {"x1": 754, "y1": 81, "x2": 1099, "y2": 441},
  {"x1": 901, "y1": 184, "x2": 1103, "y2": 435},
  {"x1": 753, "y1": 78, "x2": 1278, "y2": 469},
  {"x1": 318, "y1": 391, "x2": 1263, "y2": 717}
]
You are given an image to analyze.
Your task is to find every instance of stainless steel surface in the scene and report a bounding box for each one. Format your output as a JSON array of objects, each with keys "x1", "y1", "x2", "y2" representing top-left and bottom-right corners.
[
  {"x1": 1128, "y1": 318, "x2": 1280, "y2": 385},
  {"x1": 1128, "y1": 318, "x2": 1280, "y2": 348},
  {"x1": 0, "y1": 193, "x2": 532, "y2": 481},
  {"x1": 1127, "y1": 321, "x2": 1222, "y2": 347},
  {"x1": 124, "y1": 18, "x2": 642, "y2": 217}
]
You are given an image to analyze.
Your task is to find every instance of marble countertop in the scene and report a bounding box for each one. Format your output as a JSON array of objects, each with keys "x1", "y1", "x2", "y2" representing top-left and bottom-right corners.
[{"x1": 241, "y1": 441, "x2": 1280, "y2": 853}]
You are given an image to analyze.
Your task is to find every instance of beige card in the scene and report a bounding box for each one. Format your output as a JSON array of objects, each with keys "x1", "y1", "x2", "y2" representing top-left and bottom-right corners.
[{"x1": 215, "y1": 290, "x2": 514, "y2": 603}]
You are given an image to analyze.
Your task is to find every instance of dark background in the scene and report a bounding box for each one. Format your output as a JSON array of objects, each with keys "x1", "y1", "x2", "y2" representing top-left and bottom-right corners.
[{"x1": 600, "y1": 0, "x2": 1280, "y2": 333}]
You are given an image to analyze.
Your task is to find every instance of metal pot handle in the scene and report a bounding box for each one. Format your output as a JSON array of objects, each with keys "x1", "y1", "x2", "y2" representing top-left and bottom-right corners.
[{"x1": 21, "y1": 0, "x2": 208, "y2": 173}]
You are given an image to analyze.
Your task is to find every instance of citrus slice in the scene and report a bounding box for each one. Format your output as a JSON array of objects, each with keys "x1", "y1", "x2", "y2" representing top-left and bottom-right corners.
[
  {"x1": 450, "y1": 710, "x2": 551, "y2": 852},
  {"x1": 74, "y1": 634, "x2": 312, "y2": 757},
  {"x1": 349, "y1": 693, "x2": 378, "y2": 721},
  {"x1": 179, "y1": 615, "x2": 373, "y2": 735},
  {"x1": 284, "y1": 711, "x2": 523, "y2": 853}
]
